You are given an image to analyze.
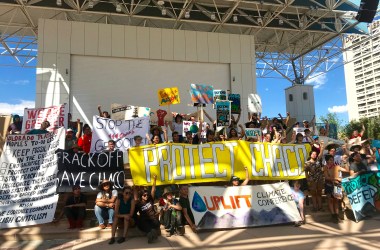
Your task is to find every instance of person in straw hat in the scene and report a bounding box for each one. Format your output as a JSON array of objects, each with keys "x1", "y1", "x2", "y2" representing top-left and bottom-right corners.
[
  {"x1": 160, "y1": 186, "x2": 183, "y2": 237},
  {"x1": 95, "y1": 179, "x2": 118, "y2": 229}
]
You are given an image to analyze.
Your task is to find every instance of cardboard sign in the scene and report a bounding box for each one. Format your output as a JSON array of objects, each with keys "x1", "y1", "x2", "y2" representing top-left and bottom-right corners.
[
  {"x1": 158, "y1": 87, "x2": 180, "y2": 106},
  {"x1": 22, "y1": 104, "x2": 68, "y2": 134},
  {"x1": 182, "y1": 121, "x2": 207, "y2": 138},
  {"x1": 248, "y1": 94, "x2": 262, "y2": 114},
  {"x1": 215, "y1": 101, "x2": 231, "y2": 127},
  {"x1": 90, "y1": 116, "x2": 150, "y2": 153},
  {"x1": 293, "y1": 127, "x2": 306, "y2": 136},
  {"x1": 111, "y1": 103, "x2": 150, "y2": 120},
  {"x1": 245, "y1": 128, "x2": 262, "y2": 141},
  {"x1": 342, "y1": 172, "x2": 380, "y2": 222},
  {"x1": 228, "y1": 94, "x2": 241, "y2": 114},
  {"x1": 189, "y1": 183, "x2": 301, "y2": 229},
  {"x1": 190, "y1": 84, "x2": 214, "y2": 104},
  {"x1": 213, "y1": 90, "x2": 227, "y2": 103}
]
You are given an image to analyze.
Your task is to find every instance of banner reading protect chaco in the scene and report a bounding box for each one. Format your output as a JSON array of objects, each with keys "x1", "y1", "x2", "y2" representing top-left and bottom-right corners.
[
  {"x1": 129, "y1": 141, "x2": 311, "y2": 185},
  {"x1": 0, "y1": 128, "x2": 65, "y2": 228},
  {"x1": 56, "y1": 151, "x2": 125, "y2": 192},
  {"x1": 22, "y1": 104, "x2": 68, "y2": 134},
  {"x1": 189, "y1": 183, "x2": 301, "y2": 229}
]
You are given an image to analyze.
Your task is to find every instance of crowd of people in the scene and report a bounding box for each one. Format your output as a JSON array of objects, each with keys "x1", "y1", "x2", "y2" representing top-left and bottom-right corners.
[{"x1": 5, "y1": 104, "x2": 380, "y2": 243}]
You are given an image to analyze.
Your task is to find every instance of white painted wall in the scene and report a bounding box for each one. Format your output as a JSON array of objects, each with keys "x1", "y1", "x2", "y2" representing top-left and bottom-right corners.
[
  {"x1": 285, "y1": 85, "x2": 315, "y2": 123},
  {"x1": 36, "y1": 19, "x2": 256, "y2": 125}
]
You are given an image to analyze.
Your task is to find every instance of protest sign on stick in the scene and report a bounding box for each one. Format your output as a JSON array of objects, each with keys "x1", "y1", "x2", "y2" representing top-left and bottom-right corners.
[
  {"x1": 0, "y1": 128, "x2": 65, "y2": 228},
  {"x1": 157, "y1": 87, "x2": 180, "y2": 106},
  {"x1": 215, "y1": 100, "x2": 231, "y2": 127},
  {"x1": 213, "y1": 90, "x2": 227, "y2": 104},
  {"x1": 228, "y1": 94, "x2": 241, "y2": 114},
  {"x1": 111, "y1": 103, "x2": 150, "y2": 121},
  {"x1": 22, "y1": 104, "x2": 68, "y2": 134},
  {"x1": 189, "y1": 84, "x2": 214, "y2": 104}
]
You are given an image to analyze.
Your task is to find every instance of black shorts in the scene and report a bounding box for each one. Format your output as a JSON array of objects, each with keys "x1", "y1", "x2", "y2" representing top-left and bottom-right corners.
[{"x1": 325, "y1": 183, "x2": 334, "y2": 196}]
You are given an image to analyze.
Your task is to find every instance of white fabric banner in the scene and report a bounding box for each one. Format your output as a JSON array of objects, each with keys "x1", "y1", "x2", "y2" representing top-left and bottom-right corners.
[
  {"x1": 21, "y1": 104, "x2": 68, "y2": 134},
  {"x1": 90, "y1": 116, "x2": 150, "y2": 153},
  {"x1": 189, "y1": 182, "x2": 301, "y2": 229},
  {"x1": 0, "y1": 128, "x2": 65, "y2": 228}
]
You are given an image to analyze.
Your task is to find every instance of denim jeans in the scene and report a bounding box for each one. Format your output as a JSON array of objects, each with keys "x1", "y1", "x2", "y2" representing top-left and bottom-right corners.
[{"x1": 94, "y1": 205, "x2": 115, "y2": 225}]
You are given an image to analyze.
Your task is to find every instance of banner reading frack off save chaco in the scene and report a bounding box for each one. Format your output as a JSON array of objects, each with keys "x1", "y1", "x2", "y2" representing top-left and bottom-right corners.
[
  {"x1": 129, "y1": 141, "x2": 311, "y2": 185},
  {"x1": 189, "y1": 183, "x2": 301, "y2": 229}
]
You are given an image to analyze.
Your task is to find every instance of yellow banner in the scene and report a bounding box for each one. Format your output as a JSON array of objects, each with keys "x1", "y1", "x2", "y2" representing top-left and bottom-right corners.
[
  {"x1": 158, "y1": 87, "x2": 180, "y2": 106},
  {"x1": 129, "y1": 141, "x2": 311, "y2": 186}
]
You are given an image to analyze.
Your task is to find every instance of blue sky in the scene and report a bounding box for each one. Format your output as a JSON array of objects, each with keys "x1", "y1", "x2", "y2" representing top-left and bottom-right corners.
[{"x1": 0, "y1": 60, "x2": 349, "y2": 125}]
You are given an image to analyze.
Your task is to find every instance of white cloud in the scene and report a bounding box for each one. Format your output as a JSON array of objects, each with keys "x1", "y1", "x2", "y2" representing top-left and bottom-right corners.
[
  {"x1": 328, "y1": 104, "x2": 348, "y2": 113},
  {"x1": 0, "y1": 100, "x2": 35, "y2": 115},
  {"x1": 305, "y1": 73, "x2": 327, "y2": 89},
  {"x1": 0, "y1": 79, "x2": 30, "y2": 85},
  {"x1": 13, "y1": 80, "x2": 30, "y2": 85}
]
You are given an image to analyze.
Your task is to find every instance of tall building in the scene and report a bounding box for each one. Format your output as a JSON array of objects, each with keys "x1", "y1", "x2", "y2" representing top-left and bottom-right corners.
[{"x1": 343, "y1": 20, "x2": 380, "y2": 121}]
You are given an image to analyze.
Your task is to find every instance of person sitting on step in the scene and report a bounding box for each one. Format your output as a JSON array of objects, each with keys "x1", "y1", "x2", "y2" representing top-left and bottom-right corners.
[
  {"x1": 95, "y1": 179, "x2": 118, "y2": 229},
  {"x1": 109, "y1": 186, "x2": 136, "y2": 244},
  {"x1": 160, "y1": 186, "x2": 183, "y2": 237}
]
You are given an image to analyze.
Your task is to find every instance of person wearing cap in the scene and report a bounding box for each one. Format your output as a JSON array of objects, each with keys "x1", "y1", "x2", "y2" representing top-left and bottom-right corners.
[
  {"x1": 65, "y1": 128, "x2": 77, "y2": 150},
  {"x1": 95, "y1": 179, "x2": 118, "y2": 229},
  {"x1": 231, "y1": 167, "x2": 249, "y2": 186},
  {"x1": 109, "y1": 186, "x2": 135, "y2": 244},
  {"x1": 134, "y1": 175, "x2": 160, "y2": 243},
  {"x1": 160, "y1": 186, "x2": 183, "y2": 237},
  {"x1": 53, "y1": 185, "x2": 87, "y2": 229},
  {"x1": 27, "y1": 120, "x2": 50, "y2": 134},
  {"x1": 7, "y1": 114, "x2": 22, "y2": 135},
  {"x1": 311, "y1": 135, "x2": 321, "y2": 156}
]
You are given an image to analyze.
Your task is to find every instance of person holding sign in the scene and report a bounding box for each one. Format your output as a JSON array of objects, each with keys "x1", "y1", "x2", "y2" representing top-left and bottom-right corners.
[
  {"x1": 7, "y1": 114, "x2": 22, "y2": 134},
  {"x1": 95, "y1": 179, "x2": 118, "y2": 229},
  {"x1": 98, "y1": 105, "x2": 110, "y2": 118},
  {"x1": 227, "y1": 125, "x2": 245, "y2": 140}
]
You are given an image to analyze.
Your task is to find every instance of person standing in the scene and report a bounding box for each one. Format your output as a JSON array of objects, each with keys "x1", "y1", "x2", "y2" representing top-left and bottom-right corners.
[{"x1": 7, "y1": 114, "x2": 22, "y2": 134}]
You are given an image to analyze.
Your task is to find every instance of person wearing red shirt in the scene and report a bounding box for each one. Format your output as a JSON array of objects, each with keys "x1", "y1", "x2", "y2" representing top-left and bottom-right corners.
[
  {"x1": 78, "y1": 124, "x2": 92, "y2": 153},
  {"x1": 350, "y1": 124, "x2": 365, "y2": 139}
]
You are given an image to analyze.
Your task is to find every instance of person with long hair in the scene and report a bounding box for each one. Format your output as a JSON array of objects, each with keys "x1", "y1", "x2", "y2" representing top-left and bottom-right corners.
[
  {"x1": 95, "y1": 179, "x2": 118, "y2": 229},
  {"x1": 109, "y1": 186, "x2": 135, "y2": 244},
  {"x1": 304, "y1": 141, "x2": 325, "y2": 212},
  {"x1": 134, "y1": 175, "x2": 160, "y2": 244}
]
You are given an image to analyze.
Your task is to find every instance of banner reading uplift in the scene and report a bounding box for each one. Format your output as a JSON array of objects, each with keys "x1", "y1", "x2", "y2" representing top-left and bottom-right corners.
[
  {"x1": 129, "y1": 141, "x2": 310, "y2": 185},
  {"x1": 189, "y1": 183, "x2": 301, "y2": 229}
]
